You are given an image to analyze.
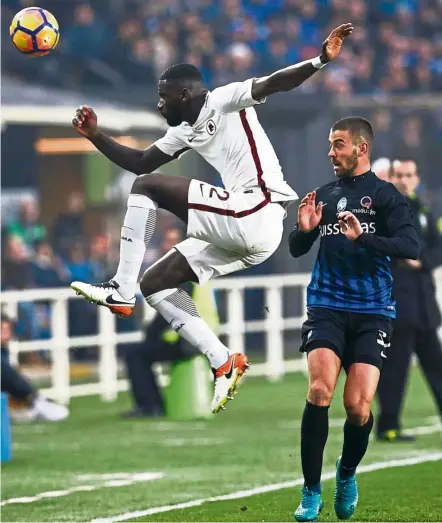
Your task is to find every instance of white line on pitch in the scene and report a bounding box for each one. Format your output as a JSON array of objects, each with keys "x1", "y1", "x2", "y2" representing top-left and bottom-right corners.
[
  {"x1": 0, "y1": 472, "x2": 164, "y2": 507},
  {"x1": 91, "y1": 452, "x2": 442, "y2": 522},
  {"x1": 279, "y1": 415, "x2": 442, "y2": 432},
  {"x1": 404, "y1": 419, "x2": 441, "y2": 436}
]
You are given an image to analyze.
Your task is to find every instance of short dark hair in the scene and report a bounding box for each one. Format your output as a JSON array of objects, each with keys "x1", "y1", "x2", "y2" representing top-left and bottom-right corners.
[
  {"x1": 159, "y1": 63, "x2": 203, "y2": 84},
  {"x1": 391, "y1": 157, "x2": 419, "y2": 178},
  {"x1": 1, "y1": 313, "x2": 11, "y2": 323},
  {"x1": 331, "y1": 117, "x2": 374, "y2": 148},
  {"x1": 392, "y1": 156, "x2": 418, "y2": 165}
]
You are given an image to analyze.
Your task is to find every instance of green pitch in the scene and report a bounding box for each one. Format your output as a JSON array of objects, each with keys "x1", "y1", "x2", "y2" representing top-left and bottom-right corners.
[{"x1": 2, "y1": 367, "x2": 441, "y2": 522}]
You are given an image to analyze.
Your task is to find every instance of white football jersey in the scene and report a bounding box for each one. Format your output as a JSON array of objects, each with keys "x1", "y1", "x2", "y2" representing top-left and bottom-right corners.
[{"x1": 154, "y1": 78, "x2": 298, "y2": 203}]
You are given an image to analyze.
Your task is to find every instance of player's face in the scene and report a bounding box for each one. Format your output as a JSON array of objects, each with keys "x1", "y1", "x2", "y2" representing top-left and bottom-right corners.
[
  {"x1": 1, "y1": 320, "x2": 12, "y2": 345},
  {"x1": 162, "y1": 229, "x2": 182, "y2": 252},
  {"x1": 328, "y1": 130, "x2": 359, "y2": 178},
  {"x1": 157, "y1": 80, "x2": 187, "y2": 127},
  {"x1": 391, "y1": 161, "x2": 419, "y2": 196}
]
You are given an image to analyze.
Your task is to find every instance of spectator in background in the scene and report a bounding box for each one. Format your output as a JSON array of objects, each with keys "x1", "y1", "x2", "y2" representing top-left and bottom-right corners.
[
  {"x1": 29, "y1": 241, "x2": 69, "y2": 344},
  {"x1": 31, "y1": 240, "x2": 69, "y2": 289},
  {"x1": 1, "y1": 235, "x2": 39, "y2": 342},
  {"x1": 371, "y1": 109, "x2": 396, "y2": 160},
  {"x1": 263, "y1": 37, "x2": 294, "y2": 71},
  {"x1": 6, "y1": 197, "x2": 46, "y2": 252},
  {"x1": 125, "y1": 38, "x2": 155, "y2": 84},
  {"x1": 211, "y1": 54, "x2": 236, "y2": 88},
  {"x1": 228, "y1": 41, "x2": 256, "y2": 80},
  {"x1": 1, "y1": 235, "x2": 32, "y2": 291},
  {"x1": 63, "y1": 3, "x2": 110, "y2": 61},
  {"x1": 65, "y1": 242, "x2": 105, "y2": 347},
  {"x1": 5, "y1": 0, "x2": 442, "y2": 93},
  {"x1": 1, "y1": 314, "x2": 69, "y2": 422},
  {"x1": 89, "y1": 233, "x2": 113, "y2": 279},
  {"x1": 52, "y1": 192, "x2": 85, "y2": 259},
  {"x1": 372, "y1": 157, "x2": 391, "y2": 182},
  {"x1": 65, "y1": 243, "x2": 105, "y2": 284},
  {"x1": 398, "y1": 116, "x2": 426, "y2": 170},
  {"x1": 62, "y1": 3, "x2": 117, "y2": 87},
  {"x1": 377, "y1": 159, "x2": 442, "y2": 441}
]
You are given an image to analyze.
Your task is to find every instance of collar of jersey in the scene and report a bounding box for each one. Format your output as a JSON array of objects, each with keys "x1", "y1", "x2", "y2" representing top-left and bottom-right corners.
[
  {"x1": 191, "y1": 92, "x2": 211, "y2": 129},
  {"x1": 340, "y1": 170, "x2": 373, "y2": 184}
]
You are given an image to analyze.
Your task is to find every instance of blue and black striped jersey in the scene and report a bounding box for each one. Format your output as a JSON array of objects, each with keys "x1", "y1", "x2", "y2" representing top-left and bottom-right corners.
[{"x1": 289, "y1": 171, "x2": 419, "y2": 318}]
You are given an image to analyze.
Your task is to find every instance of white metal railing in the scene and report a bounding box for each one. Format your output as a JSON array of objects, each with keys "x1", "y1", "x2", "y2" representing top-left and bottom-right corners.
[{"x1": 2, "y1": 269, "x2": 442, "y2": 405}]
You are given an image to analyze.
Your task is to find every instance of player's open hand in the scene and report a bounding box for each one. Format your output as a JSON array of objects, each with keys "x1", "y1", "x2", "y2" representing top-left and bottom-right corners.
[
  {"x1": 73, "y1": 105, "x2": 98, "y2": 139},
  {"x1": 321, "y1": 23, "x2": 353, "y2": 63},
  {"x1": 338, "y1": 211, "x2": 362, "y2": 240},
  {"x1": 298, "y1": 191, "x2": 323, "y2": 232}
]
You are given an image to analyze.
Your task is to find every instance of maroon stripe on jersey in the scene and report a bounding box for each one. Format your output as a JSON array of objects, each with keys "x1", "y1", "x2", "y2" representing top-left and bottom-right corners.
[
  {"x1": 187, "y1": 109, "x2": 272, "y2": 219},
  {"x1": 188, "y1": 198, "x2": 270, "y2": 218},
  {"x1": 239, "y1": 109, "x2": 271, "y2": 201},
  {"x1": 172, "y1": 147, "x2": 191, "y2": 159}
]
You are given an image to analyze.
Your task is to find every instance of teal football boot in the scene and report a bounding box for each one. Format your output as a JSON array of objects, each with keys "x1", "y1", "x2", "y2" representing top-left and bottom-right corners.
[
  {"x1": 334, "y1": 457, "x2": 358, "y2": 520},
  {"x1": 294, "y1": 484, "x2": 323, "y2": 522}
]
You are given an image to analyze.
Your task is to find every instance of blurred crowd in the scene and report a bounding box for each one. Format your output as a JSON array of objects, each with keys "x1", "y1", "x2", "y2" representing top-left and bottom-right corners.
[
  {"x1": 1, "y1": 191, "x2": 182, "y2": 351},
  {"x1": 2, "y1": 0, "x2": 442, "y2": 93}
]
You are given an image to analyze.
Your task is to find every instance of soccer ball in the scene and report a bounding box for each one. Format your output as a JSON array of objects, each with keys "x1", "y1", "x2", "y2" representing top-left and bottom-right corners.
[{"x1": 10, "y1": 7, "x2": 59, "y2": 57}]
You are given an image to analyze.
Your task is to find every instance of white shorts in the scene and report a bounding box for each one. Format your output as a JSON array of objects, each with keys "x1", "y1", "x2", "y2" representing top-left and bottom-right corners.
[{"x1": 174, "y1": 180, "x2": 288, "y2": 284}]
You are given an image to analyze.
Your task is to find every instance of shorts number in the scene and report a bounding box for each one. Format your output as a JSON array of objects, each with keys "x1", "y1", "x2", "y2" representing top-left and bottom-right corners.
[{"x1": 200, "y1": 183, "x2": 230, "y2": 201}]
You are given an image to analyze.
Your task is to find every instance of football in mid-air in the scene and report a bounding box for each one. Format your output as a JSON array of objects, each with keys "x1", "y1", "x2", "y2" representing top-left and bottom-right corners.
[{"x1": 10, "y1": 7, "x2": 59, "y2": 56}]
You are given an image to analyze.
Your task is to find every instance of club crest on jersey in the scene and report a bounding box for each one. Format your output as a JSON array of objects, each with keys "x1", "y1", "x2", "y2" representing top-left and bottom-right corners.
[
  {"x1": 206, "y1": 119, "x2": 216, "y2": 135},
  {"x1": 361, "y1": 196, "x2": 372, "y2": 208},
  {"x1": 337, "y1": 197, "x2": 347, "y2": 212}
]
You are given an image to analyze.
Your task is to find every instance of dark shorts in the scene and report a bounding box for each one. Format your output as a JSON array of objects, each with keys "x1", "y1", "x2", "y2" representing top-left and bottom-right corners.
[{"x1": 300, "y1": 307, "x2": 393, "y2": 371}]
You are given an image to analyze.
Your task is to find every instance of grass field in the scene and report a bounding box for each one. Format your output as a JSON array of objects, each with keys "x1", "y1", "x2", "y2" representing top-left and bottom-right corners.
[{"x1": 2, "y1": 367, "x2": 441, "y2": 522}]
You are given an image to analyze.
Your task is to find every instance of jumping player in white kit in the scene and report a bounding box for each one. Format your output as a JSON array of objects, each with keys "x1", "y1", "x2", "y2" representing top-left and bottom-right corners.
[{"x1": 71, "y1": 23, "x2": 353, "y2": 413}]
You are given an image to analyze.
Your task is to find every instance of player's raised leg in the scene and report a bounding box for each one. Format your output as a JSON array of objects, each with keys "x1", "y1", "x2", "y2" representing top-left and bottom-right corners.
[
  {"x1": 295, "y1": 348, "x2": 341, "y2": 522},
  {"x1": 139, "y1": 248, "x2": 249, "y2": 413},
  {"x1": 334, "y1": 363, "x2": 379, "y2": 520},
  {"x1": 71, "y1": 173, "x2": 191, "y2": 316}
]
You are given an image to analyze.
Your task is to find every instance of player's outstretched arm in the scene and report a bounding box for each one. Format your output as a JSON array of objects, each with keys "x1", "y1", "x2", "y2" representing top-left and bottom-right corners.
[
  {"x1": 344, "y1": 185, "x2": 420, "y2": 259},
  {"x1": 73, "y1": 105, "x2": 173, "y2": 175},
  {"x1": 251, "y1": 23, "x2": 353, "y2": 100}
]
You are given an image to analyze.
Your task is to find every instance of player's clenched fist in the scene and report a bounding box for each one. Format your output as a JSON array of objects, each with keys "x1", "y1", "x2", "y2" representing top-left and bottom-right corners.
[
  {"x1": 72, "y1": 105, "x2": 98, "y2": 139},
  {"x1": 298, "y1": 191, "x2": 323, "y2": 233}
]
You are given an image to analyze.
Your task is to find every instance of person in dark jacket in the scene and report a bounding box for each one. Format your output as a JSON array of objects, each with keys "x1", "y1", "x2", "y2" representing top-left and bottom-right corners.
[
  {"x1": 376, "y1": 158, "x2": 442, "y2": 441},
  {"x1": 52, "y1": 192, "x2": 85, "y2": 258}
]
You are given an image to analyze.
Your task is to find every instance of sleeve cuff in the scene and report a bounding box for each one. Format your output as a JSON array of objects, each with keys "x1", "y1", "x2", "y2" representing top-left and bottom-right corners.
[
  {"x1": 354, "y1": 232, "x2": 369, "y2": 245},
  {"x1": 248, "y1": 78, "x2": 266, "y2": 104}
]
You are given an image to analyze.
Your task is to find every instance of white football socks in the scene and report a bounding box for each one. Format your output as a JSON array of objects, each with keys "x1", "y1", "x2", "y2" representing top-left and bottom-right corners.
[
  {"x1": 114, "y1": 193, "x2": 158, "y2": 300},
  {"x1": 147, "y1": 288, "x2": 231, "y2": 369}
]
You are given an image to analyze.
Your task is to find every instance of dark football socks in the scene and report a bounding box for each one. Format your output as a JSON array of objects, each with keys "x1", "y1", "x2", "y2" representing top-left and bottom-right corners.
[
  {"x1": 300, "y1": 401, "x2": 330, "y2": 489},
  {"x1": 340, "y1": 411, "x2": 374, "y2": 477}
]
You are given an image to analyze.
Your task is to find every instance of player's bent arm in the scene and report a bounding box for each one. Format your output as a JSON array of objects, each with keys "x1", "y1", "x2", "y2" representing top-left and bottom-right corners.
[
  {"x1": 354, "y1": 185, "x2": 420, "y2": 259},
  {"x1": 252, "y1": 59, "x2": 322, "y2": 99},
  {"x1": 419, "y1": 210, "x2": 442, "y2": 271},
  {"x1": 355, "y1": 226, "x2": 419, "y2": 259},
  {"x1": 289, "y1": 225, "x2": 320, "y2": 258},
  {"x1": 89, "y1": 132, "x2": 173, "y2": 175}
]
